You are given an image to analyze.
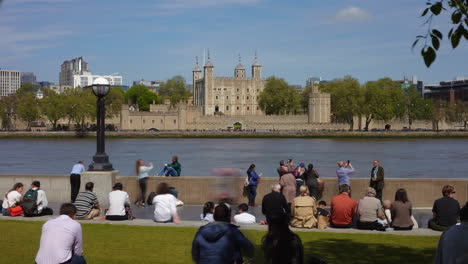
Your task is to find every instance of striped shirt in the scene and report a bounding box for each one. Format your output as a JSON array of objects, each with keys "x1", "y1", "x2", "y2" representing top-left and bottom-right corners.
[{"x1": 74, "y1": 191, "x2": 99, "y2": 218}]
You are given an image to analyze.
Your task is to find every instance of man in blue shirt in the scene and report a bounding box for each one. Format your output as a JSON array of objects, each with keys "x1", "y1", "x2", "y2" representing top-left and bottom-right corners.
[{"x1": 336, "y1": 161, "x2": 355, "y2": 197}]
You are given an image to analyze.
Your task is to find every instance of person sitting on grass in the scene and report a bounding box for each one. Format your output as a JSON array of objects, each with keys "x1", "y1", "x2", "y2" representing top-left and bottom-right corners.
[
  {"x1": 390, "y1": 188, "x2": 414, "y2": 231},
  {"x1": 262, "y1": 214, "x2": 303, "y2": 264},
  {"x1": 153, "y1": 182, "x2": 180, "y2": 223},
  {"x1": 290, "y1": 185, "x2": 317, "y2": 229},
  {"x1": 356, "y1": 187, "x2": 386, "y2": 231},
  {"x1": 200, "y1": 201, "x2": 215, "y2": 222},
  {"x1": 106, "y1": 183, "x2": 134, "y2": 221},
  {"x1": 435, "y1": 202, "x2": 468, "y2": 264},
  {"x1": 234, "y1": 203, "x2": 256, "y2": 224},
  {"x1": 330, "y1": 184, "x2": 356, "y2": 228},
  {"x1": 23, "y1": 181, "x2": 53, "y2": 217},
  {"x1": 35, "y1": 203, "x2": 86, "y2": 264},
  {"x1": 429, "y1": 185, "x2": 460, "y2": 231},
  {"x1": 317, "y1": 200, "x2": 330, "y2": 229},
  {"x1": 2, "y1": 182, "x2": 24, "y2": 216},
  {"x1": 192, "y1": 203, "x2": 254, "y2": 264},
  {"x1": 158, "y1": 155, "x2": 181, "y2": 177},
  {"x1": 74, "y1": 182, "x2": 101, "y2": 220}
]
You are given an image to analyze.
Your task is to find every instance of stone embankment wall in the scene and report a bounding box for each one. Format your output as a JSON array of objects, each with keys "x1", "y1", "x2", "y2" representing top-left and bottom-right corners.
[{"x1": 1, "y1": 174, "x2": 466, "y2": 208}]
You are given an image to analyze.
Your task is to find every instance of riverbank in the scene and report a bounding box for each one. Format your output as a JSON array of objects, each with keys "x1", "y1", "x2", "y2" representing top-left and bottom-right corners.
[{"x1": 1, "y1": 130, "x2": 468, "y2": 138}]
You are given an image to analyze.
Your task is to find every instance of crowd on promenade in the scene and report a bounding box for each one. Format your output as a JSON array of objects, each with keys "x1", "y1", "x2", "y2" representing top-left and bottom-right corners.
[{"x1": 1, "y1": 157, "x2": 468, "y2": 263}]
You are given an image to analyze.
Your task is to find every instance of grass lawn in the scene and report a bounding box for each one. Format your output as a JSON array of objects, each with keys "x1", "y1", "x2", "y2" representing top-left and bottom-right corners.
[{"x1": 0, "y1": 220, "x2": 439, "y2": 264}]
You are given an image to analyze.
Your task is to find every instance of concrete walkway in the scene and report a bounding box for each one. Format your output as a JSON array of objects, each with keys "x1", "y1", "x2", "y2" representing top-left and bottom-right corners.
[{"x1": 0, "y1": 215, "x2": 442, "y2": 237}]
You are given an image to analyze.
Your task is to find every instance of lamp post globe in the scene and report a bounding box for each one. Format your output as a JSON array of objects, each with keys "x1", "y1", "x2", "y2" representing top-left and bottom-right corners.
[{"x1": 88, "y1": 77, "x2": 113, "y2": 171}]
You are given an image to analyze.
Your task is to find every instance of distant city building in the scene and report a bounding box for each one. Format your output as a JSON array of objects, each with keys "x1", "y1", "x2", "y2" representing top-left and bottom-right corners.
[
  {"x1": 36, "y1": 89, "x2": 44, "y2": 99},
  {"x1": 20, "y1": 72, "x2": 37, "y2": 85},
  {"x1": 397, "y1": 75, "x2": 424, "y2": 95},
  {"x1": 115, "y1": 85, "x2": 130, "y2": 91},
  {"x1": 291, "y1": 85, "x2": 304, "y2": 93},
  {"x1": 0, "y1": 70, "x2": 21, "y2": 97},
  {"x1": 59, "y1": 57, "x2": 90, "y2": 86},
  {"x1": 133, "y1": 79, "x2": 162, "y2": 90},
  {"x1": 72, "y1": 74, "x2": 123, "y2": 88},
  {"x1": 48, "y1": 84, "x2": 72, "y2": 94},
  {"x1": 306, "y1": 77, "x2": 322, "y2": 86},
  {"x1": 193, "y1": 53, "x2": 265, "y2": 115},
  {"x1": 424, "y1": 77, "x2": 468, "y2": 103}
]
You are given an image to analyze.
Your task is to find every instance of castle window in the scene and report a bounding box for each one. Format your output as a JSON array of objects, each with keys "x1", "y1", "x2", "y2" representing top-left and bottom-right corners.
[
  {"x1": 143, "y1": 120, "x2": 145, "y2": 124},
  {"x1": 257, "y1": 107, "x2": 259, "y2": 110},
  {"x1": 247, "y1": 89, "x2": 249, "y2": 92},
  {"x1": 224, "y1": 88, "x2": 227, "y2": 91},
  {"x1": 152, "y1": 120, "x2": 155, "y2": 124},
  {"x1": 247, "y1": 107, "x2": 250, "y2": 110},
  {"x1": 213, "y1": 88, "x2": 216, "y2": 91},
  {"x1": 226, "y1": 96, "x2": 229, "y2": 99},
  {"x1": 161, "y1": 120, "x2": 163, "y2": 123},
  {"x1": 130, "y1": 119, "x2": 132, "y2": 124},
  {"x1": 237, "y1": 106, "x2": 240, "y2": 110},
  {"x1": 237, "y1": 96, "x2": 239, "y2": 100},
  {"x1": 216, "y1": 96, "x2": 218, "y2": 99},
  {"x1": 174, "y1": 120, "x2": 176, "y2": 124},
  {"x1": 257, "y1": 89, "x2": 259, "y2": 92},
  {"x1": 226, "y1": 106, "x2": 229, "y2": 110},
  {"x1": 237, "y1": 88, "x2": 239, "y2": 92},
  {"x1": 247, "y1": 96, "x2": 249, "y2": 100}
]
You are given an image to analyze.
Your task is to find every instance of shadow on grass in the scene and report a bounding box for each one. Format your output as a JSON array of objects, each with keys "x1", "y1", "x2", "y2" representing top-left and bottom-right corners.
[{"x1": 302, "y1": 238, "x2": 435, "y2": 264}]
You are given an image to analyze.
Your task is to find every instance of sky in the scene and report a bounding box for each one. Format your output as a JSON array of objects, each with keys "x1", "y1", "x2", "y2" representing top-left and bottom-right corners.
[{"x1": 0, "y1": 0, "x2": 467, "y2": 86}]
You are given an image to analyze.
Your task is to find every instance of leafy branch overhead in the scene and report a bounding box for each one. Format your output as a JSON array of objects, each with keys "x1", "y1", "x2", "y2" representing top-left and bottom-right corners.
[{"x1": 414, "y1": 0, "x2": 468, "y2": 67}]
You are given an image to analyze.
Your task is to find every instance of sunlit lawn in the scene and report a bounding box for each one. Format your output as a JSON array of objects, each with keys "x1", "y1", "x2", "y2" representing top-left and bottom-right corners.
[{"x1": 0, "y1": 220, "x2": 439, "y2": 264}]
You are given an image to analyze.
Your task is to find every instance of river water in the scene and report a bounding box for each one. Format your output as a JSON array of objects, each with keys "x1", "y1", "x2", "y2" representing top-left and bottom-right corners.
[{"x1": 0, "y1": 138, "x2": 466, "y2": 178}]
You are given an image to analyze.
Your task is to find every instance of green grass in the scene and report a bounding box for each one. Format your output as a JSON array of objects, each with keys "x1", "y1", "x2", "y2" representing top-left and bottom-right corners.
[{"x1": 0, "y1": 220, "x2": 439, "y2": 264}]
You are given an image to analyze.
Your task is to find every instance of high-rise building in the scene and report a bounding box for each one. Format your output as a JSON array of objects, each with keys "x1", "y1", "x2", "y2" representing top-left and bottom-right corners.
[
  {"x1": 0, "y1": 70, "x2": 21, "y2": 97},
  {"x1": 397, "y1": 75, "x2": 424, "y2": 96},
  {"x1": 59, "y1": 57, "x2": 90, "y2": 86},
  {"x1": 424, "y1": 77, "x2": 468, "y2": 103},
  {"x1": 20, "y1": 72, "x2": 37, "y2": 85},
  {"x1": 72, "y1": 74, "x2": 123, "y2": 88},
  {"x1": 133, "y1": 79, "x2": 162, "y2": 90}
]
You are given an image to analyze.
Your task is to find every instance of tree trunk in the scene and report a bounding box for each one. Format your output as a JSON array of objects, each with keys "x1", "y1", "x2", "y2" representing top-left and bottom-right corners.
[
  {"x1": 348, "y1": 119, "x2": 354, "y2": 131},
  {"x1": 358, "y1": 114, "x2": 362, "y2": 131},
  {"x1": 409, "y1": 118, "x2": 413, "y2": 130}
]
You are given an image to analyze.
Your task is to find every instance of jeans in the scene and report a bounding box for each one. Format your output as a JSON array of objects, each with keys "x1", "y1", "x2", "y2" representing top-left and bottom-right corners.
[
  {"x1": 138, "y1": 177, "x2": 147, "y2": 203},
  {"x1": 2, "y1": 208, "x2": 10, "y2": 216},
  {"x1": 70, "y1": 174, "x2": 81, "y2": 203},
  {"x1": 60, "y1": 255, "x2": 86, "y2": 264},
  {"x1": 159, "y1": 167, "x2": 179, "y2": 176},
  {"x1": 248, "y1": 185, "x2": 257, "y2": 205}
]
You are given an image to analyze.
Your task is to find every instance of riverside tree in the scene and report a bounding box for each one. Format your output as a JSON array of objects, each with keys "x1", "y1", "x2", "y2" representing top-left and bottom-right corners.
[
  {"x1": 159, "y1": 76, "x2": 191, "y2": 106},
  {"x1": 125, "y1": 84, "x2": 160, "y2": 111},
  {"x1": 447, "y1": 100, "x2": 468, "y2": 129},
  {"x1": 40, "y1": 90, "x2": 66, "y2": 130},
  {"x1": 258, "y1": 76, "x2": 301, "y2": 115}
]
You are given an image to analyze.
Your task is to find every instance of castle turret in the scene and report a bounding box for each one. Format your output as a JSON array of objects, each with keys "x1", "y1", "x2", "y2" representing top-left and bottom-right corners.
[
  {"x1": 192, "y1": 57, "x2": 202, "y2": 106},
  {"x1": 308, "y1": 85, "x2": 331, "y2": 124},
  {"x1": 251, "y1": 52, "x2": 261, "y2": 80},
  {"x1": 234, "y1": 54, "x2": 246, "y2": 79}
]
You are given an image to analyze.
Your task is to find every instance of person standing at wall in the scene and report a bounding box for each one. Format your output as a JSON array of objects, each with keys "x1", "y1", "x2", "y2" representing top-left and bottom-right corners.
[
  {"x1": 70, "y1": 161, "x2": 86, "y2": 203},
  {"x1": 246, "y1": 164, "x2": 260, "y2": 206},
  {"x1": 135, "y1": 159, "x2": 153, "y2": 207},
  {"x1": 336, "y1": 161, "x2": 355, "y2": 197},
  {"x1": 370, "y1": 160, "x2": 384, "y2": 200}
]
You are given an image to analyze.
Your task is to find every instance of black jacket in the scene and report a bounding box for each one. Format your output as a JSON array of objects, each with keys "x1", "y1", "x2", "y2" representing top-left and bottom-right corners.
[{"x1": 262, "y1": 191, "x2": 291, "y2": 221}]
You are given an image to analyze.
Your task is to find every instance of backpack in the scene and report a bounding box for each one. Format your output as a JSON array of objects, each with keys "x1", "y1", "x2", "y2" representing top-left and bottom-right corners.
[
  {"x1": 147, "y1": 192, "x2": 156, "y2": 205},
  {"x1": 22, "y1": 189, "x2": 38, "y2": 216}
]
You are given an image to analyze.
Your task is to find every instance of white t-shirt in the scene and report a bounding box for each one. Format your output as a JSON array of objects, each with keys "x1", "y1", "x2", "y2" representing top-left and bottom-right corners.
[
  {"x1": 234, "y1": 212, "x2": 256, "y2": 224},
  {"x1": 200, "y1": 213, "x2": 214, "y2": 222},
  {"x1": 153, "y1": 194, "x2": 177, "y2": 222},
  {"x1": 106, "y1": 190, "x2": 130, "y2": 216},
  {"x1": 70, "y1": 164, "x2": 86, "y2": 175},
  {"x1": 33, "y1": 189, "x2": 48, "y2": 213},
  {"x1": 2, "y1": 190, "x2": 22, "y2": 209}
]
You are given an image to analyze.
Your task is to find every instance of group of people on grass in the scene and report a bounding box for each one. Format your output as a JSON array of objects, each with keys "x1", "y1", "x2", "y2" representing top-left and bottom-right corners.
[{"x1": 2, "y1": 181, "x2": 53, "y2": 217}]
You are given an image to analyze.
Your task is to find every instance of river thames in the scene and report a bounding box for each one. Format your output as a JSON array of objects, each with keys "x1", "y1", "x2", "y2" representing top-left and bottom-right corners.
[{"x1": 0, "y1": 138, "x2": 466, "y2": 178}]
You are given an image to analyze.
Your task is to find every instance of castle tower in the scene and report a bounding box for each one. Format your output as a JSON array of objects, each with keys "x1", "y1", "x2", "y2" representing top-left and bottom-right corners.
[
  {"x1": 192, "y1": 56, "x2": 202, "y2": 106},
  {"x1": 251, "y1": 52, "x2": 262, "y2": 80},
  {"x1": 308, "y1": 85, "x2": 331, "y2": 124},
  {"x1": 234, "y1": 54, "x2": 246, "y2": 79},
  {"x1": 204, "y1": 50, "x2": 215, "y2": 115}
]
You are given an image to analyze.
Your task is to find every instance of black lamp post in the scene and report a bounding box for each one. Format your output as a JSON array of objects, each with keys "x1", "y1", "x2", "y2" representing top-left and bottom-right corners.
[{"x1": 87, "y1": 77, "x2": 113, "y2": 171}]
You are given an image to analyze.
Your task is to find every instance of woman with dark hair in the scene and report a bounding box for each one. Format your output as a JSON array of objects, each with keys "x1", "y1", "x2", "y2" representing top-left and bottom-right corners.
[
  {"x1": 246, "y1": 164, "x2": 260, "y2": 206},
  {"x1": 304, "y1": 164, "x2": 320, "y2": 200},
  {"x1": 135, "y1": 159, "x2": 153, "y2": 207},
  {"x1": 391, "y1": 188, "x2": 414, "y2": 230},
  {"x1": 262, "y1": 214, "x2": 303, "y2": 264},
  {"x1": 200, "y1": 201, "x2": 215, "y2": 222},
  {"x1": 2, "y1": 182, "x2": 24, "y2": 216},
  {"x1": 153, "y1": 182, "x2": 180, "y2": 223}
]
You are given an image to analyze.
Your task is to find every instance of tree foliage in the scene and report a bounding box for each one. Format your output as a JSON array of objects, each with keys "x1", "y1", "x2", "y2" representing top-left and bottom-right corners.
[
  {"x1": 125, "y1": 85, "x2": 160, "y2": 111},
  {"x1": 159, "y1": 76, "x2": 191, "y2": 105},
  {"x1": 447, "y1": 100, "x2": 468, "y2": 129},
  {"x1": 63, "y1": 87, "x2": 95, "y2": 129},
  {"x1": 17, "y1": 93, "x2": 40, "y2": 130},
  {"x1": 40, "y1": 90, "x2": 66, "y2": 130},
  {"x1": 258, "y1": 76, "x2": 301, "y2": 115},
  {"x1": 415, "y1": 0, "x2": 468, "y2": 67}
]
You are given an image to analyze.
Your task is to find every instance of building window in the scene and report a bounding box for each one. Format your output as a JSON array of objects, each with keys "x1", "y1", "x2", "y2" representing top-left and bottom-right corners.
[
  {"x1": 143, "y1": 120, "x2": 145, "y2": 124},
  {"x1": 237, "y1": 88, "x2": 239, "y2": 92},
  {"x1": 226, "y1": 106, "x2": 229, "y2": 110},
  {"x1": 152, "y1": 120, "x2": 155, "y2": 124},
  {"x1": 247, "y1": 107, "x2": 250, "y2": 110},
  {"x1": 216, "y1": 96, "x2": 218, "y2": 99},
  {"x1": 257, "y1": 107, "x2": 259, "y2": 110},
  {"x1": 213, "y1": 88, "x2": 216, "y2": 90},
  {"x1": 247, "y1": 89, "x2": 249, "y2": 92},
  {"x1": 224, "y1": 88, "x2": 227, "y2": 91},
  {"x1": 237, "y1": 106, "x2": 240, "y2": 110},
  {"x1": 247, "y1": 96, "x2": 249, "y2": 100},
  {"x1": 174, "y1": 120, "x2": 176, "y2": 124},
  {"x1": 237, "y1": 96, "x2": 239, "y2": 99},
  {"x1": 226, "y1": 96, "x2": 229, "y2": 99},
  {"x1": 161, "y1": 120, "x2": 163, "y2": 123},
  {"x1": 130, "y1": 119, "x2": 132, "y2": 124},
  {"x1": 257, "y1": 89, "x2": 259, "y2": 92}
]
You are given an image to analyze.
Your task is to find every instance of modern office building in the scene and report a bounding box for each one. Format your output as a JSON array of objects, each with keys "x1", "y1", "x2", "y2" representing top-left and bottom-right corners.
[
  {"x1": 72, "y1": 74, "x2": 123, "y2": 88},
  {"x1": 424, "y1": 77, "x2": 468, "y2": 103},
  {"x1": 59, "y1": 57, "x2": 90, "y2": 86},
  {"x1": 133, "y1": 79, "x2": 162, "y2": 90},
  {"x1": 397, "y1": 75, "x2": 424, "y2": 96},
  {"x1": 48, "y1": 84, "x2": 73, "y2": 94},
  {"x1": 306, "y1": 77, "x2": 322, "y2": 86},
  {"x1": 0, "y1": 70, "x2": 21, "y2": 97},
  {"x1": 20, "y1": 72, "x2": 37, "y2": 85}
]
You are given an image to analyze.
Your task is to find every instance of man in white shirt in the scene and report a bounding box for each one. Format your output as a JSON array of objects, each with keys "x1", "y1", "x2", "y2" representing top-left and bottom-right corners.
[
  {"x1": 106, "y1": 182, "x2": 132, "y2": 221},
  {"x1": 70, "y1": 161, "x2": 86, "y2": 203},
  {"x1": 234, "y1": 203, "x2": 256, "y2": 224},
  {"x1": 35, "y1": 203, "x2": 86, "y2": 264},
  {"x1": 23, "y1": 181, "x2": 52, "y2": 216}
]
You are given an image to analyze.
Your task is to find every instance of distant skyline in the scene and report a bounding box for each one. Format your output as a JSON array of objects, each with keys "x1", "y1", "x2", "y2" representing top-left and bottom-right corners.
[{"x1": 0, "y1": 0, "x2": 467, "y2": 86}]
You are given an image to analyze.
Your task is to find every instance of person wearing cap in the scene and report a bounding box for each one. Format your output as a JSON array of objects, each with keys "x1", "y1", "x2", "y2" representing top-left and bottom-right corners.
[
  {"x1": 356, "y1": 187, "x2": 386, "y2": 231},
  {"x1": 70, "y1": 161, "x2": 86, "y2": 203}
]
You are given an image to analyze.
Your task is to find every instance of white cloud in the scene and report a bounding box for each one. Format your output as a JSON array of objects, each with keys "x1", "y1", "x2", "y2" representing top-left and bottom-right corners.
[
  {"x1": 331, "y1": 7, "x2": 372, "y2": 23},
  {"x1": 156, "y1": 0, "x2": 261, "y2": 10}
]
